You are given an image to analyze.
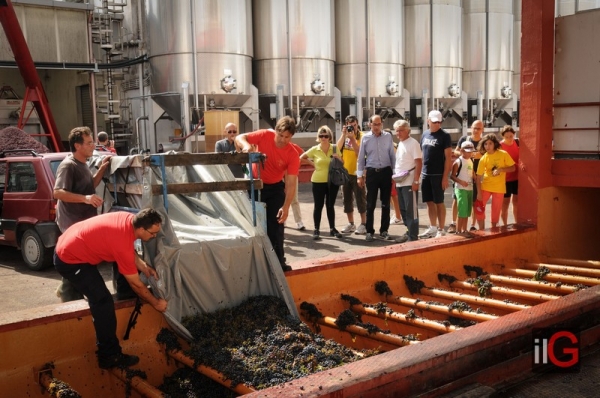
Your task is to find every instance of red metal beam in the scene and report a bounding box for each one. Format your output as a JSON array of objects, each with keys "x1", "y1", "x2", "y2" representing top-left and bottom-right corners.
[
  {"x1": 0, "y1": 0, "x2": 64, "y2": 152},
  {"x1": 518, "y1": 0, "x2": 555, "y2": 224},
  {"x1": 552, "y1": 159, "x2": 600, "y2": 187}
]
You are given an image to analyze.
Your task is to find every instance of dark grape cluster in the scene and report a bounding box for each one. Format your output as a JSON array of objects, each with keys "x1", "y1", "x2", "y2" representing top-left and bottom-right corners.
[{"x1": 172, "y1": 296, "x2": 376, "y2": 390}]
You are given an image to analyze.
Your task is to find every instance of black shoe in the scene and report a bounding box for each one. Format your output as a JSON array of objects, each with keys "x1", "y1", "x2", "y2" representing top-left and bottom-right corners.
[
  {"x1": 98, "y1": 352, "x2": 140, "y2": 369},
  {"x1": 330, "y1": 228, "x2": 342, "y2": 238},
  {"x1": 313, "y1": 230, "x2": 321, "y2": 240},
  {"x1": 281, "y1": 264, "x2": 293, "y2": 272}
]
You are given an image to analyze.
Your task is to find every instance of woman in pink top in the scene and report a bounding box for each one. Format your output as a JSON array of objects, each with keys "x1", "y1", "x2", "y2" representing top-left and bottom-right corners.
[{"x1": 500, "y1": 125, "x2": 520, "y2": 226}]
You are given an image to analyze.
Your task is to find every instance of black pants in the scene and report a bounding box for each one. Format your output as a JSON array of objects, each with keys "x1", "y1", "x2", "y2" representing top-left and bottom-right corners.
[
  {"x1": 54, "y1": 252, "x2": 121, "y2": 359},
  {"x1": 260, "y1": 182, "x2": 286, "y2": 266},
  {"x1": 365, "y1": 167, "x2": 392, "y2": 234},
  {"x1": 312, "y1": 182, "x2": 340, "y2": 230}
]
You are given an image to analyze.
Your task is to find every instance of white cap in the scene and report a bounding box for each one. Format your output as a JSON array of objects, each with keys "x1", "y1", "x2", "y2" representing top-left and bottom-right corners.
[
  {"x1": 428, "y1": 110, "x2": 443, "y2": 122},
  {"x1": 461, "y1": 141, "x2": 476, "y2": 152}
]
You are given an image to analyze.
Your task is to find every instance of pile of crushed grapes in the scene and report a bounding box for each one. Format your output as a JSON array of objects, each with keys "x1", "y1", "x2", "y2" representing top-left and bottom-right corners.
[{"x1": 158, "y1": 295, "x2": 377, "y2": 395}]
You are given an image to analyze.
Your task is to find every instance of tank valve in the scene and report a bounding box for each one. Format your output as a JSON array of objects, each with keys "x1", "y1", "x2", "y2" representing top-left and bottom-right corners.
[
  {"x1": 310, "y1": 79, "x2": 325, "y2": 94},
  {"x1": 386, "y1": 80, "x2": 398, "y2": 95},
  {"x1": 448, "y1": 83, "x2": 460, "y2": 98},
  {"x1": 221, "y1": 75, "x2": 237, "y2": 93},
  {"x1": 500, "y1": 85, "x2": 512, "y2": 99}
]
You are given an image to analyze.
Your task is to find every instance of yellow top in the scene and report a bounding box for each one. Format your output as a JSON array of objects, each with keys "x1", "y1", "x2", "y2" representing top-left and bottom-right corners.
[
  {"x1": 340, "y1": 132, "x2": 362, "y2": 176},
  {"x1": 476, "y1": 149, "x2": 515, "y2": 193},
  {"x1": 305, "y1": 144, "x2": 334, "y2": 183}
]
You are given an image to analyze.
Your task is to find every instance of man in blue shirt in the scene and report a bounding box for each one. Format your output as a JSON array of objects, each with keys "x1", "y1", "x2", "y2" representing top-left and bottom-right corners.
[
  {"x1": 215, "y1": 123, "x2": 244, "y2": 178},
  {"x1": 418, "y1": 110, "x2": 453, "y2": 239},
  {"x1": 357, "y1": 115, "x2": 396, "y2": 242}
]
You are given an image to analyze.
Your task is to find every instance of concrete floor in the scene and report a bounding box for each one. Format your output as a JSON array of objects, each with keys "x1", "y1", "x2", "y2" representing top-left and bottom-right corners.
[{"x1": 282, "y1": 180, "x2": 514, "y2": 266}]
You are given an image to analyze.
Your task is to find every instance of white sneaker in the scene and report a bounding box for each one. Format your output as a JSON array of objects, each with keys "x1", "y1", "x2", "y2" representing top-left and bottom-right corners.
[
  {"x1": 390, "y1": 216, "x2": 403, "y2": 225},
  {"x1": 341, "y1": 223, "x2": 356, "y2": 233},
  {"x1": 418, "y1": 226, "x2": 437, "y2": 239},
  {"x1": 296, "y1": 222, "x2": 306, "y2": 231},
  {"x1": 355, "y1": 224, "x2": 367, "y2": 235},
  {"x1": 435, "y1": 229, "x2": 446, "y2": 238}
]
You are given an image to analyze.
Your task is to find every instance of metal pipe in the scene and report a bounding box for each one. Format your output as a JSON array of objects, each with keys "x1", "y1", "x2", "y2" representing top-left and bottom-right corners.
[
  {"x1": 523, "y1": 262, "x2": 600, "y2": 278},
  {"x1": 424, "y1": 287, "x2": 529, "y2": 312},
  {"x1": 477, "y1": 90, "x2": 484, "y2": 121},
  {"x1": 136, "y1": 116, "x2": 149, "y2": 151},
  {"x1": 385, "y1": 296, "x2": 497, "y2": 322},
  {"x1": 485, "y1": 0, "x2": 490, "y2": 121},
  {"x1": 429, "y1": 0, "x2": 434, "y2": 111},
  {"x1": 136, "y1": 0, "x2": 144, "y2": 41},
  {"x1": 356, "y1": 87, "x2": 363, "y2": 127},
  {"x1": 365, "y1": 0, "x2": 370, "y2": 117},
  {"x1": 127, "y1": 91, "x2": 180, "y2": 100},
  {"x1": 87, "y1": 12, "x2": 98, "y2": 141},
  {"x1": 167, "y1": 349, "x2": 256, "y2": 395},
  {"x1": 351, "y1": 304, "x2": 459, "y2": 333},
  {"x1": 489, "y1": 274, "x2": 578, "y2": 295},
  {"x1": 101, "y1": 0, "x2": 116, "y2": 137},
  {"x1": 181, "y1": 82, "x2": 191, "y2": 152},
  {"x1": 276, "y1": 84, "x2": 284, "y2": 121},
  {"x1": 543, "y1": 257, "x2": 600, "y2": 269},
  {"x1": 453, "y1": 280, "x2": 561, "y2": 302},
  {"x1": 110, "y1": 368, "x2": 164, "y2": 397},
  {"x1": 296, "y1": 95, "x2": 300, "y2": 128},
  {"x1": 372, "y1": 97, "x2": 376, "y2": 119},
  {"x1": 318, "y1": 316, "x2": 418, "y2": 347},
  {"x1": 137, "y1": 0, "x2": 147, "y2": 155},
  {"x1": 422, "y1": 88, "x2": 429, "y2": 129},
  {"x1": 286, "y1": 0, "x2": 293, "y2": 118},
  {"x1": 190, "y1": 0, "x2": 199, "y2": 112},
  {"x1": 509, "y1": 269, "x2": 600, "y2": 286}
]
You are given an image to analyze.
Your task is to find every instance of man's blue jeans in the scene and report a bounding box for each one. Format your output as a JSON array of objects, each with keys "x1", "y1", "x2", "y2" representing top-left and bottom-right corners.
[{"x1": 397, "y1": 186, "x2": 419, "y2": 241}]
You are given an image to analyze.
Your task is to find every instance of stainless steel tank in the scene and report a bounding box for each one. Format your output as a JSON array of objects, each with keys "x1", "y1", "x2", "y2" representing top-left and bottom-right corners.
[
  {"x1": 462, "y1": 0, "x2": 513, "y2": 100},
  {"x1": 335, "y1": 0, "x2": 405, "y2": 107},
  {"x1": 404, "y1": 0, "x2": 462, "y2": 99},
  {"x1": 253, "y1": 0, "x2": 335, "y2": 110},
  {"x1": 556, "y1": 0, "x2": 600, "y2": 16},
  {"x1": 145, "y1": 0, "x2": 253, "y2": 124}
]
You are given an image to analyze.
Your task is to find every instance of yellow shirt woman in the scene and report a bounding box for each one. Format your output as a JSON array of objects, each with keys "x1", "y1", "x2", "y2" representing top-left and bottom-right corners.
[
  {"x1": 476, "y1": 149, "x2": 515, "y2": 193},
  {"x1": 304, "y1": 144, "x2": 334, "y2": 183}
]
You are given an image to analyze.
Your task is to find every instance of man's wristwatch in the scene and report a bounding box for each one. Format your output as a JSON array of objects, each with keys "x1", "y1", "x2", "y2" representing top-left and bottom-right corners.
[{"x1": 413, "y1": 181, "x2": 420, "y2": 184}]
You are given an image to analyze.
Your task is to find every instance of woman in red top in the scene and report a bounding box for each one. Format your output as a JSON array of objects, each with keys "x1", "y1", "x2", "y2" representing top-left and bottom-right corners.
[{"x1": 500, "y1": 125, "x2": 520, "y2": 226}]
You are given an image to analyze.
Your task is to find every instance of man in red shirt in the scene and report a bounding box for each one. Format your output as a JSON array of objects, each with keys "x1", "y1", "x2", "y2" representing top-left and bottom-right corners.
[
  {"x1": 235, "y1": 116, "x2": 300, "y2": 272},
  {"x1": 53, "y1": 208, "x2": 168, "y2": 369}
]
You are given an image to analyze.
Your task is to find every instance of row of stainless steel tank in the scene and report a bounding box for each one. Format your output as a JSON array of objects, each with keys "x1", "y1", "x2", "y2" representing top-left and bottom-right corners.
[{"x1": 144, "y1": 0, "x2": 521, "y2": 131}]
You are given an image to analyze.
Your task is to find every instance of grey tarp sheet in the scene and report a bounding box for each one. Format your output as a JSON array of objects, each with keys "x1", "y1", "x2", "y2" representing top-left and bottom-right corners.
[{"x1": 90, "y1": 153, "x2": 298, "y2": 342}]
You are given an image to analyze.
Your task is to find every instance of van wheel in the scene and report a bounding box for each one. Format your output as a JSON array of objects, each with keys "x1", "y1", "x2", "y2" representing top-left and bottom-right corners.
[{"x1": 21, "y1": 229, "x2": 51, "y2": 271}]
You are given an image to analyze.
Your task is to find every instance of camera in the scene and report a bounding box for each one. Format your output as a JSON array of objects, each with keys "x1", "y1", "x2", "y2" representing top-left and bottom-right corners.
[{"x1": 346, "y1": 125, "x2": 354, "y2": 132}]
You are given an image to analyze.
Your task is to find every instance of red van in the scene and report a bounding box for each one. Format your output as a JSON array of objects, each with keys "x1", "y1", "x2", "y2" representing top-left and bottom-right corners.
[{"x1": 0, "y1": 150, "x2": 66, "y2": 270}]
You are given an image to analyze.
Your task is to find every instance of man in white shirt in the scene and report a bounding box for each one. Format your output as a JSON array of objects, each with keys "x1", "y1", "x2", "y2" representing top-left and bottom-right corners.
[{"x1": 393, "y1": 120, "x2": 423, "y2": 242}]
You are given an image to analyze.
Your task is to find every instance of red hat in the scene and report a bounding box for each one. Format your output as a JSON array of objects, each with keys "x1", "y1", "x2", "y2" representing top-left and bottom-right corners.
[{"x1": 474, "y1": 200, "x2": 485, "y2": 216}]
